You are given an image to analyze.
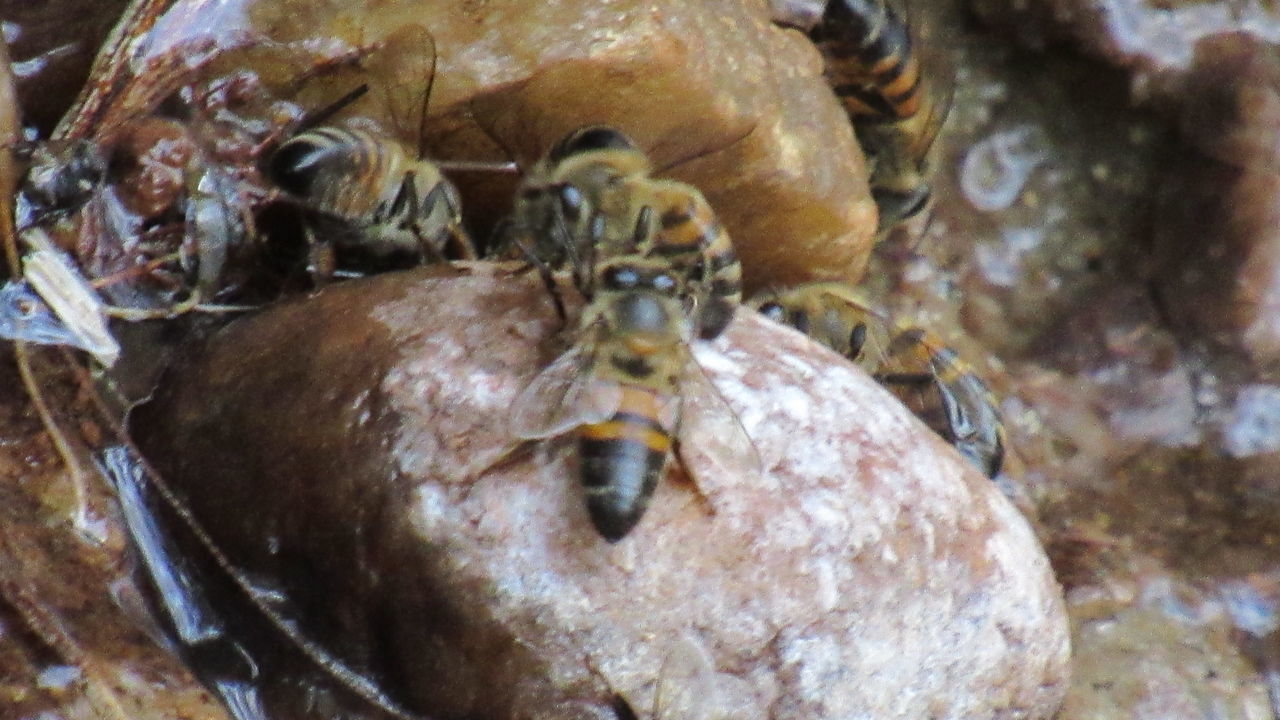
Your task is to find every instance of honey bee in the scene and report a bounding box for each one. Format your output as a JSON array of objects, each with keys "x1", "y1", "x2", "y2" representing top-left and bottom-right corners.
[
  {"x1": 513, "y1": 255, "x2": 756, "y2": 542},
  {"x1": 266, "y1": 25, "x2": 476, "y2": 278},
  {"x1": 809, "y1": 0, "x2": 952, "y2": 233},
  {"x1": 506, "y1": 125, "x2": 741, "y2": 339},
  {"x1": 750, "y1": 282, "x2": 1005, "y2": 477}
]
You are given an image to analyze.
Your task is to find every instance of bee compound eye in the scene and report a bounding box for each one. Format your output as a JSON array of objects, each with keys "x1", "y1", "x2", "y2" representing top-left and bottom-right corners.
[
  {"x1": 267, "y1": 138, "x2": 327, "y2": 197},
  {"x1": 603, "y1": 266, "x2": 640, "y2": 290},
  {"x1": 549, "y1": 125, "x2": 637, "y2": 162},
  {"x1": 757, "y1": 301, "x2": 786, "y2": 322},
  {"x1": 652, "y1": 273, "x2": 677, "y2": 294},
  {"x1": 558, "y1": 184, "x2": 584, "y2": 220},
  {"x1": 849, "y1": 322, "x2": 868, "y2": 358}
]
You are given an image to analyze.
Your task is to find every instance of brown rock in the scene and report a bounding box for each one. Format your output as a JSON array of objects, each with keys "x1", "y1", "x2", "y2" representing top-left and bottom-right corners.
[
  {"x1": 969, "y1": 0, "x2": 1280, "y2": 96},
  {"x1": 57, "y1": 0, "x2": 874, "y2": 296},
  {"x1": 133, "y1": 265, "x2": 1069, "y2": 719},
  {"x1": 1153, "y1": 157, "x2": 1280, "y2": 369}
]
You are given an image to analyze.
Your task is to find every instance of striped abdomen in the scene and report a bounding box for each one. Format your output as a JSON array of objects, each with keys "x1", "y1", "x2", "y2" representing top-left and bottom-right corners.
[
  {"x1": 644, "y1": 181, "x2": 742, "y2": 340},
  {"x1": 750, "y1": 283, "x2": 1004, "y2": 477},
  {"x1": 577, "y1": 383, "x2": 673, "y2": 542},
  {"x1": 270, "y1": 127, "x2": 407, "y2": 221},
  {"x1": 814, "y1": 0, "x2": 923, "y2": 122},
  {"x1": 270, "y1": 126, "x2": 472, "y2": 259},
  {"x1": 878, "y1": 329, "x2": 1006, "y2": 478}
]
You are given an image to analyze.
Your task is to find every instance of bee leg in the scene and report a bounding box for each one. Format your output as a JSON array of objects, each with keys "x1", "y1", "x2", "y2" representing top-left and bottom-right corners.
[
  {"x1": 102, "y1": 290, "x2": 200, "y2": 321},
  {"x1": 695, "y1": 298, "x2": 735, "y2": 341},
  {"x1": 397, "y1": 173, "x2": 451, "y2": 265},
  {"x1": 502, "y1": 231, "x2": 565, "y2": 323},
  {"x1": 484, "y1": 217, "x2": 515, "y2": 260},
  {"x1": 440, "y1": 181, "x2": 476, "y2": 260},
  {"x1": 670, "y1": 437, "x2": 716, "y2": 516},
  {"x1": 303, "y1": 223, "x2": 337, "y2": 285}
]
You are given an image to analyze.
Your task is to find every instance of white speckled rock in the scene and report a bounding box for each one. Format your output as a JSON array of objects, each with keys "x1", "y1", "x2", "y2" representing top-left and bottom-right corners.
[{"x1": 133, "y1": 264, "x2": 1070, "y2": 719}]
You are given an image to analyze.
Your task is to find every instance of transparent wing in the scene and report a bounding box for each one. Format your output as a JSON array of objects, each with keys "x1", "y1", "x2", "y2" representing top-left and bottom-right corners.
[
  {"x1": 361, "y1": 23, "x2": 436, "y2": 158},
  {"x1": 510, "y1": 342, "x2": 624, "y2": 440},
  {"x1": 674, "y1": 348, "x2": 762, "y2": 489},
  {"x1": 654, "y1": 636, "x2": 720, "y2": 720}
]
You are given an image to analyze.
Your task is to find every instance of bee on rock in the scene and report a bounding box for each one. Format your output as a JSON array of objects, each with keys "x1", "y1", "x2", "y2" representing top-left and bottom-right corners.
[
  {"x1": 751, "y1": 281, "x2": 1005, "y2": 477},
  {"x1": 809, "y1": 0, "x2": 953, "y2": 234},
  {"x1": 267, "y1": 25, "x2": 475, "y2": 279},
  {"x1": 513, "y1": 252, "x2": 758, "y2": 542}
]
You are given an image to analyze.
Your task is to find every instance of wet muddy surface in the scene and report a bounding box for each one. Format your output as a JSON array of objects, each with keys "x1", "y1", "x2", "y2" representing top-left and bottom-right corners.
[{"x1": 3, "y1": 0, "x2": 1280, "y2": 718}]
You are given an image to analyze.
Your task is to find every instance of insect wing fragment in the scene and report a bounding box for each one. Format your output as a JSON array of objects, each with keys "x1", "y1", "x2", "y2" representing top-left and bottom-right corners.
[
  {"x1": 361, "y1": 23, "x2": 438, "y2": 157},
  {"x1": 511, "y1": 343, "x2": 623, "y2": 440},
  {"x1": 653, "y1": 637, "x2": 722, "y2": 720},
  {"x1": 19, "y1": 230, "x2": 120, "y2": 366},
  {"x1": 675, "y1": 350, "x2": 761, "y2": 489}
]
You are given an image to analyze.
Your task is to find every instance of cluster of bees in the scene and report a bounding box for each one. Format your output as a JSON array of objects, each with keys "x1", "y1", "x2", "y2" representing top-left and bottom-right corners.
[
  {"x1": 6, "y1": 0, "x2": 1002, "y2": 546},
  {"x1": 0, "y1": 1, "x2": 1014, "y2": 717}
]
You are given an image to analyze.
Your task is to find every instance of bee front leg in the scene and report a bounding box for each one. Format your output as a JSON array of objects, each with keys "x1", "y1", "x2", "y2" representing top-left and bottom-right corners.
[
  {"x1": 401, "y1": 179, "x2": 450, "y2": 266},
  {"x1": 304, "y1": 223, "x2": 337, "y2": 285}
]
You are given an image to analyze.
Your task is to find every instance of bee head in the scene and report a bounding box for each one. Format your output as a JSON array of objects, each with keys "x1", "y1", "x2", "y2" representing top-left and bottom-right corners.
[
  {"x1": 872, "y1": 184, "x2": 931, "y2": 231},
  {"x1": 548, "y1": 125, "x2": 637, "y2": 164},
  {"x1": 267, "y1": 134, "x2": 337, "y2": 198}
]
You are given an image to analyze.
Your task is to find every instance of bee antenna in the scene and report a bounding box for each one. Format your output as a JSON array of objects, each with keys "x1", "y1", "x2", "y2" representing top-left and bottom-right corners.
[
  {"x1": 653, "y1": 120, "x2": 757, "y2": 175},
  {"x1": 295, "y1": 84, "x2": 369, "y2": 134}
]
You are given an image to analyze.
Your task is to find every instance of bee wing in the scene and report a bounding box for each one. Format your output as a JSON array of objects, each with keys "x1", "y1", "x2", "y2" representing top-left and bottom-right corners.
[
  {"x1": 674, "y1": 349, "x2": 762, "y2": 488},
  {"x1": 653, "y1": 637, "x2": 721, "y2": 720},
  {"x1": 898, "y1": 0, "x2": 955, "y2": 158},
  {"x1": 359, "y1": 23, "x2": 437, "y2": 158},
  {"x1": 510, "y1": 343, "x2": 624, "y2": 440}
]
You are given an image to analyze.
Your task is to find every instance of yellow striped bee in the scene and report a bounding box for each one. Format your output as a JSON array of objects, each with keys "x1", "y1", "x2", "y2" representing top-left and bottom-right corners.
[
  {"x1": 266, "y1": 25, "x2": 475, "y2": 277},
  {"x1": 513, "y1": 255, "x2": 756, "y2": 542},
  {"x1": 506, "y1": 125, "x2": 741, "y2": 339},
  {"x1": 809, "y1": 0, "x2": 952, "y2": 233},
  {"x1": 750, "y1": 282, "x2": 1005, "y2": 477}
]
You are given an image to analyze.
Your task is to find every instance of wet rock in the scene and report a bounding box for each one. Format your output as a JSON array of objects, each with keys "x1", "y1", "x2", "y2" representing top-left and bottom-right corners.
[
  {"x1": 1153, "y1": 157, "x2": 1280, "y2": 369},
  {"x1": 968, "y1": 0, "x2": 1280, "y2": 95},
  {"x1": 132, "y1": 265, "x2": 1070, "y2": 719},
  {"x1": 0, "y1": 346, "x2": 232, "y2": 720},
  {"x1": 1048, "y1": 534, "x2": 1276, "y2": 720}
]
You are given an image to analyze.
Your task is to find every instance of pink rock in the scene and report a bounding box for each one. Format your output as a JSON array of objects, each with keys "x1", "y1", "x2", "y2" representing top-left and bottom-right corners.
[{"x1": 133, "y1": 264, "x2": 1070, "y2": 719}]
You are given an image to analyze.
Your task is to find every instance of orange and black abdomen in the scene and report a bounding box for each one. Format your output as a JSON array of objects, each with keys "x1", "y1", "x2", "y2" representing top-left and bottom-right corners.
[
  {"x1": 577, "y1": 384, "x2": 672, "y2": 542},
  {"x1": 813, "y1": 0, "x2": 923, "y2": 122},
  {"x1": 879, "y1": 329, "x2": 1005, "y2": 478},
  {"x1": 647, "y1": 184, "x2": 742, "y2": 339}
]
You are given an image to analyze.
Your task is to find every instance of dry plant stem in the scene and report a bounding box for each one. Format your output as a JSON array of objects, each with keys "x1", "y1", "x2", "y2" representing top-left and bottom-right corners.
[
  {"x1": 0, "y1": 35, "x2": 98, "y2": 536},
  {"x1": 0, "y1": 35, "x2": 19, "y2": 274}
]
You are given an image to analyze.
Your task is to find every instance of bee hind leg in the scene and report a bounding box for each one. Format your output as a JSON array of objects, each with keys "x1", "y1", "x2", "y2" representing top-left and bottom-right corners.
[{"x1": 670, "y1": 438, "x2": 717, "y2": 518}]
